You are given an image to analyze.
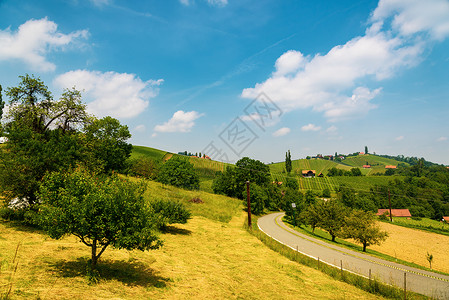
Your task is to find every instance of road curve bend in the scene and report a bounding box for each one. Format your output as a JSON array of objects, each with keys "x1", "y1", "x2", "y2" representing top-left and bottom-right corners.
[{"x1": 258, "y1": 212, "x2": 449, "y2": 299}]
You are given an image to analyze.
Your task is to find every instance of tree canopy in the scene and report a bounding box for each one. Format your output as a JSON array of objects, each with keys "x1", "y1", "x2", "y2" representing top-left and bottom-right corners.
[
  {"x1": 157, "y1": 156, "x2": 200, "y2": 190},
  {"x1": 38, "y1": 168, "x2": 163, "y2": 269}
]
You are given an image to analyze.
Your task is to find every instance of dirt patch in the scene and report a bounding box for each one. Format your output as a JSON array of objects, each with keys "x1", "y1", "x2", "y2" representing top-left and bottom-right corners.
[{"x1": 189, "y1": 197, "x2": 203, "y2": 204}]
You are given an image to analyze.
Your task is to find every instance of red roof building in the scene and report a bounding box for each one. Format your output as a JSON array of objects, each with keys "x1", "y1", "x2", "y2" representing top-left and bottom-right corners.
[
  {"x1": 442, "y1": 216, "x2": 449, "y2": 222},
  {"x1": 385, "y1": 165, "x2": 397, "y2": 169},
  {"x1": 363, "y1": 165, "x2": 371, "y2": 168},
  {"x1": 376, "y1": 209, "x2": 412, "y2": 217},
  {"x1": 302, "y1": 170, "x2": 316, "y2": 178}
]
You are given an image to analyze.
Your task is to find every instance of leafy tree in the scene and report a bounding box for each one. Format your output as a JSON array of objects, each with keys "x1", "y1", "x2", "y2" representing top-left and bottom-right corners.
[
  {"x1": 350, "y1": 168, "x2": 362, "y2": 176},
  {"x1": 128, "y1": 157, "x2": 160, "y2": 179},
  {"x1": 0, "y1": 84, "x2": 4, "y2": 122},
  {"x1": 322, "y1": 188, "x2": 331, "y2": 198},
  {"x1": 157, "y1": 157, "x2": 199, "y2": 190},
  {"x1": 84, "y1": 116, "x2": 132, "y2": 173},
  {"x1": 305, "y1": 190, "x2": 316, "y2": 205},
  {"x1": 281, "y1": 187, "x2": 304, "y2": 221},
  {"x1": 37, "y1": 169, "x2": 163, "y2": 270},
  {"x1": 212, "y1": 157, "x2": 270, "y2": 199},
  {"x1": 285, "y1": 150, "x2": 292, "y2": 173},
  {"x1": 285, "y1": 176, "x2": 298, "y2": 190},
  {"x1": 264, "y1": 183, "x2": 282, "y2": 211},
  {"x1": 300, "y1": 201, "x2": 323, "y2": 233},
  {"x1": 318, "y1": 200, "x2": 348, "y2": 242},
  {"x1": 242, "y1": 183, "x2": 266, "y2": 215},
  {"x1": 365, "y1": 146, "x2": 368, "y2": 154},
  {"x1": 342, "y1": 210, "x2": 388, "y2": 252}
]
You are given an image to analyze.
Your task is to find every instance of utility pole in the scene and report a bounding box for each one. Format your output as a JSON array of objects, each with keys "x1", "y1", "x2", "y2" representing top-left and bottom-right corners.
[
  {"x1": 388, "y1": 189, "x2": 393, "y2": 222},
  {"x1": 246, "y1": 181, "x2": 251, "y2": 228}
]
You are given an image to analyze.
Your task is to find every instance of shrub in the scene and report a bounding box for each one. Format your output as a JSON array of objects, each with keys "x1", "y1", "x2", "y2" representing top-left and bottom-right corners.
[{"x1": 157, "y1": 157, "x2": 199, "y2": 190}]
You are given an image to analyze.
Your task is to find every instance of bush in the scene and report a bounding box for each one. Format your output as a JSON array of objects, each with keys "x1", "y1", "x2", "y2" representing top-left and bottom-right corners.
[
  {"x1": 242, "y1": 183, "x2": 266, "y2": 215},
  {"x1": 149, "y1": 199, "x2": 191, "y2": 230},
  {"x1": 157, "y1": 157, "x2": 199, "y2": 190},
  {"x1": 128, "y1": 157, "x2": 160, "y2": 179}
]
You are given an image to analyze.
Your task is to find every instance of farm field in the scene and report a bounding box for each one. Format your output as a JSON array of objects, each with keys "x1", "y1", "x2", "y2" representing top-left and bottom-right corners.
[
  {"x1": 333, "y1": 176, "x2": 404, "y2": 193},
  {"x1": 269, "y1": 158, "x2": 351, "y2": 176},
  {"x1": 0, "y1": 179, "x2": 382, "y2": 300},
  {"x1": 341, "y1": 155, "x2": 407, "y2": 175},
  {"x1": 370, "y1": 221, "x2": 449, "y2": 274}
]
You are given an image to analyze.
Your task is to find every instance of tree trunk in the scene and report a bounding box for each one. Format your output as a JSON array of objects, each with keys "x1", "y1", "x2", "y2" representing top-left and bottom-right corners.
[
  {"x1": 363, "y1": 242, "x2": 367, "y2": 252},
  {"x1": 331, "y1": 234, "x2": 335, "y2": 242},
  {"x1": 91, "y1": 239, "x2": 97, "y2": 269}
]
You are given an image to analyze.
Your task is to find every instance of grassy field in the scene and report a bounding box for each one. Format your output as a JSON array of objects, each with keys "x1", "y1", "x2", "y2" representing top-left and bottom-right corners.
[
  {"x1": 0, "y1": 179, "x2": 386, "y2": 299},
  {"x1": 380, "y1": 217, "x2": 449, "y2": 237},
  {"x1": 340, "y1": 155, "x2": 407, "y2": 175},
  {"x1": 130, "y1": 145, "x2": 168, "y2": 161}
]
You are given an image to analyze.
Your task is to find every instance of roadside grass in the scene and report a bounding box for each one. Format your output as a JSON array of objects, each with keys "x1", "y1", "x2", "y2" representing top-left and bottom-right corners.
[
  {"x1": 381, "y1": 217, "x2": 449, "y2": 236},
  {"x1": 1, "y1": 202, "x2": 386, "y2": 299},
  {"x1": 250, "y1": 216, "x2": 426, "y2": 300},
  {"x1": 283, "y1": 218, "x2": 449, "y2": 276}
]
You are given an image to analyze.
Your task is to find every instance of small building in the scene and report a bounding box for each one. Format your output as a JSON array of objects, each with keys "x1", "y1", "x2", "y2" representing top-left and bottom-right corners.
[
  {"x1": 302, "y1": 170, "x2": 316, "y2": 178},
  {"x1": 385, "y1": 165, "x2": 397, "y2": 169},
  {"x1": 363, "y1": 165, "x2": 371, "y2": 168},
  {"x1": 376, "y1": 209, "x2": 412, "y2": 217},
  {"x1": 317, "y1": 172, "x2": 324, "y2": 177},
  {"x1": 442, "y1": 216, "x2": 449, "y2": 222}
]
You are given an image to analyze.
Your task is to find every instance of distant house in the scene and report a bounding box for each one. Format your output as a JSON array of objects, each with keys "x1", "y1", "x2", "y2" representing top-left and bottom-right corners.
[
  {"x1": 442, "y1": 216, "x2": 449, "y2": 222},
  {"x1": 204, "y1": 155, "x2": 211, "y2": 160},
  {"x1": 302, "y1": 170, "x2": 316, "y2": 178},
  {"x1": 376, "y1": 209, "x2": 412, "y2": 217},
  {"x1": 385, "y1": 165, "x2": 397, "y2": 169},
  {"x1": 359, "y1": 152, "x2": 365, "y2": 155},
  {"x1": 317, "y1": 172, "x2": 324, "y2": 177},
  {"x1": 363, "y1": 165, "x2": 371, "y2": 168}
]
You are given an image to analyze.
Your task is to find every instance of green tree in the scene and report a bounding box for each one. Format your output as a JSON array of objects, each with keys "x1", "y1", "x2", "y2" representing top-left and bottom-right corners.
[
  {"x1": 212, "y1": 157, "x2": 270, "y2": 199},
  {"x1": 285, "y1": 177, "x2": 298, "y2": 190},
  {"x1": 351, "y1": 168, "x2": 362, "y2": 176},
  {"x1": 84, "y1": 116, "x2": 132, "y2": 173},
  {"x1": 318, "y1": 200, "x2": 348, "y2": 242},
  {"x1": 128, "y1": 157, "x2": 160, "y2": 179},
  {"x1": 300, "y1": 201, "x2": 323, "y2": 233},
  {"x1": 148, "y1": 198, "x2": 191, "y2": 230},
  {"x1": 365, "y1": 146, "x2": 368, "y2": 154},
  {"x1": 37, "y1": 169, "x2": 163, "y2": 270},
  {"x1": 285, "y1": 150, "x2": 292, "y2": 173},
  {"x1": 157, "y1": 157, "x2": 200, "y2": 190},
  {"x1": 342, "y1": 210, "x2": 388, "y2": 252},
  {"x1": 0, "y1": 84, "x2": 4, "y2": 122},
  {"x1": 242, "y1": 183, "x2": 266, "y2": 215}
]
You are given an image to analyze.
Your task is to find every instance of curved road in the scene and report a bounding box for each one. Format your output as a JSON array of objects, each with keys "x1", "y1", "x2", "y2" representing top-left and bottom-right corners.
[{"x1": 258, "y1": 212, "x2": 449, "y2": 299}]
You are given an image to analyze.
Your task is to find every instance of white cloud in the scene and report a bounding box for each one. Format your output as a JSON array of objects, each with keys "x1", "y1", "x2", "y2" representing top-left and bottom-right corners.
[
  {"x1": 437, "y1": 136, "x2": 448, "y2": 142},
  {"x1": 326, "y1": 125, "x2": 338, "y2": 133},
  {"x1": 0, "y1": 18, "x2": 88, "y2": 72},
  {"x1": 134, "y1": 124, "x2": 146, "y2": 132},
  {"x1": 372, "y1": 0, "x2": 449, "y2": 41},
  {"x1": 301, "y1": 124, "x2": 321, "y2": 132},
  {"x1": 242, "y1": 0, "x2": 449, "y2": 121},
  {"x1": 54, "y1": 70, "x2": 163, "y2": 119},
  {"x1": 179, "y1": 0, "x2": 190, "y2": 5},
  {"x1": 272, "y1": 127, "x2": 290, "y2": 137},
  {"x1": 207, "y1": 0, "x2": 228, "y2": 6},
  {"x1": 154, "y1": 110, "x2": 204, "y2": 133},
  {"x1": 395, "y1": 135, "x2": 404, "y2": 141}
]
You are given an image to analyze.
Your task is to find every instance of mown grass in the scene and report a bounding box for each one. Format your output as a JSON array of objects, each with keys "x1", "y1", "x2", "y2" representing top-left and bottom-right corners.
[
  {"x1": 0, "y1": 180, "x2": 389, "y2": 299},
  {"x1": 250, "y1": 216, "x2": 427, "y2": 300}
]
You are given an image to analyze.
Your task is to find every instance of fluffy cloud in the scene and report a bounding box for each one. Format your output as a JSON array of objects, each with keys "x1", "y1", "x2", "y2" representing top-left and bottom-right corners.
[
  {"x1": 54, "y1": 70, "x2": 163, "y2": 118},
  {"x1": 154, "y1": 110, "x2": 204, "y2": 133},
  {"x1": 301, "y1": 124, "x2": 321, "y2": 132},
  {"x1": 372, "y1": 0, "x2": 449, "y2": 41},
  {"x1": 395, "y1": 136, "x2": 405, "y2": 141},
  {"x1": 0, "y1": 18, "x2": 88, "y2": 72},
  {"x1": 242, "y1": 0, "x2": 449, "y2": 121},
  {"x1": 272, "y1": 127, "x2": 290, "y2": 137},
  {"x1": 437, "y1": 136, "x2": 448, "y2": 142}
]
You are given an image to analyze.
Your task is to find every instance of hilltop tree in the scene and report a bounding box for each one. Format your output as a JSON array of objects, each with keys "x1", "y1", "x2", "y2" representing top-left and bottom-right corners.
[
  {"x1": 365, "y1": 146, "x2": 368, "y2": 154},
  {"x1": 0, "y1": 84, "x2": 4, "y2": 122},
  {"x1": 157, "y1": 156, "x2": 200, "y2": 190},
  {"x1": 285, "y1": 150, "x2": 292, "y2": 173},
  {"x1": 342, "y1": 210, "x2": 388, "y2": 252},
  {"x1": 38, "y1": 169, "x2": 163, "y2": 270}
]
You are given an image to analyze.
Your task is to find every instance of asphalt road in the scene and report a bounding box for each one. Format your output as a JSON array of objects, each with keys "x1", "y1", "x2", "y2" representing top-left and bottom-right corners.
[{"x1": 258, "y1": 212, "x2": 449, "y2": 299}]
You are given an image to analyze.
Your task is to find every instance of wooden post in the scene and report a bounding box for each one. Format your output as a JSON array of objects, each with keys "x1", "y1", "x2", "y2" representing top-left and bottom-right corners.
[
  {"x1": 388, "y1": 189, "x2": 393, "y2": 222},
  {"x1": 369, "y1": 269, "x2": 371, "y2": 282},
  {"x1": 340, "y1": 260, "x2": 343, "y2": 273},
  {"x1": 404, "y1": 272, "x2": 407, "y2": 300},
  {"x1": 246, "y1": 181, "x2": 251, "y2": 228}
]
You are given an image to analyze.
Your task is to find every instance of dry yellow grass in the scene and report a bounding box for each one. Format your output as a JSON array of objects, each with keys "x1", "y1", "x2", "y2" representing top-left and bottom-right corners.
[
  {"x1": 1, "y1": 213, "x2": 383, "y2": 299},
  {"x1": 369, "y1": 222, "x2": 449, "y2": 273}
]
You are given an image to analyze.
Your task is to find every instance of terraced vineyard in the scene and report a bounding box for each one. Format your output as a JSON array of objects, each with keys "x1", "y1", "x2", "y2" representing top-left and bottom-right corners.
[{"x1": 341, "y1": 154, "x2": 408, "y2": 175}]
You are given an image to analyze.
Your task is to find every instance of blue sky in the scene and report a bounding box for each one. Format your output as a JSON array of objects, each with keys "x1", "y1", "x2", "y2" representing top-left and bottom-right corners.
[{"x1": 1, "y1": 0, "x2": 449, "y2": 164}]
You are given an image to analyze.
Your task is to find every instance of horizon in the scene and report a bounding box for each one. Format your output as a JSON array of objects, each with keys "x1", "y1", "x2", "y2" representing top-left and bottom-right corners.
[{"x1": 1, "y1": 0, "x2": 448, "y2": 165}]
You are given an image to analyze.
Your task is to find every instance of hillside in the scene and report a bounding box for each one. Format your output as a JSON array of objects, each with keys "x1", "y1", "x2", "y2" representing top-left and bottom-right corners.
[
  {"x1": 0, "y1": 180, "x2": 381, "y2": 299},
  {"x1": 340, "y1": 154, "x2": 408, "y2": 175},
  {"x1": 130, "y1": 145, "x2": 168, "y2": 161}
]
